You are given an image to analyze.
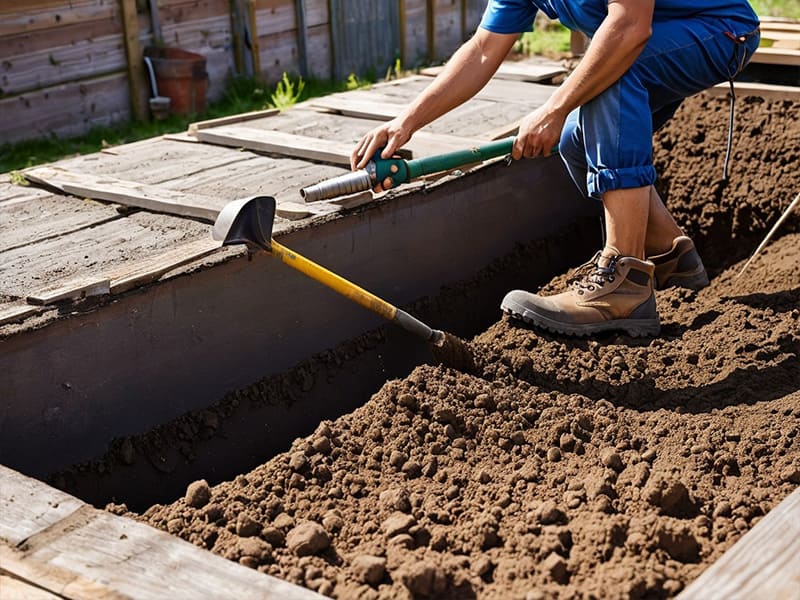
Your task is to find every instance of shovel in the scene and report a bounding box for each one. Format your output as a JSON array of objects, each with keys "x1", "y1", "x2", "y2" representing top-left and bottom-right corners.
[{"x1": 212, "y1": 195, "x2": 476, "y2": 372}]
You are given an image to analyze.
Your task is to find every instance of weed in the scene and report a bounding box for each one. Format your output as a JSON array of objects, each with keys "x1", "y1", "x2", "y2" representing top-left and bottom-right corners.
[
  {"x1": 269, "y1": 72, "x2": 306, "y2": 111},
  {"x1": 9, "y1": 170, "x2": 28, "y2": 186}
]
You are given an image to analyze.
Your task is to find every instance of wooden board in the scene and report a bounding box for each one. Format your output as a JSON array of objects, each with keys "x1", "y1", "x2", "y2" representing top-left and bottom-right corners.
[
  {"x1": 27, "y1": 275, "x2": 110, "y2": 306},
  {"x1": 23, "y1": 166, "x2": 226, "y2": 222},
  {"x1": 309, "y1": 96, "x2": 405, "y2": 120},
  {"x1": 420, "y1": 60, "x2": 566, "y2": 82},
  {"x1": 0, "y1": 72, "x2": 130, "y2": 146},
  {"x1": 0, "y1": 464, "x2": 83, "y2": 546},
  {"x1": 0, "y1": 466, "x2": 323, "y2": 600},
  {"x1": 107, "y1": 237, "x2": 221, "y2": 294},
  {"x1": 679, "y1": 487, "x2": 800, "y2": 600},
  {"x1": 0, "y1": 193, "x2": 121, "y2": 253},
  {"x1": 56, "y1": 136, "x2": 256, "y2": 186},
  {"x1": 188, "y1": 108, "x2": 280, "y2": 134},
  {"x1": 0, "y1": 303, "x2": 43, "y2": 328},
  {"x1": 194, "y1": 125, "x2": 355, "y2": 165},
  {"x1": 751, "y1": 47, "x2": 800, "y2": 66},
  {"x1": 0, "y1": 574, "x2": 63, "y2": 600},
  {"x1": 0, "y1": 211, "x2": 209, "y2": 299},
  {"x1": 760, "y1": 30, "x2": 800, "y2": 50},
  {"x1": 705, "y1": 81, "x2": 800, "y2": 102}
]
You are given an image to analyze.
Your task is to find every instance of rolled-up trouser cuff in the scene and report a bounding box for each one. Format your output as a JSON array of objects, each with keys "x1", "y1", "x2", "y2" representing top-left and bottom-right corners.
[{"x1": 588, "y1": 166, "x2": 657, "y2": 198}]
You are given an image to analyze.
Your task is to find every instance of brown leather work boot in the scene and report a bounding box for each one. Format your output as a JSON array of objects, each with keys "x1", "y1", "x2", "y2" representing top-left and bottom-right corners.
[
  {"x1": 501, "y1": 248, "x2": 660, "y2": 337},
  {"x1": 648, "y1": 236, "x2": 709, "y2": 291}
]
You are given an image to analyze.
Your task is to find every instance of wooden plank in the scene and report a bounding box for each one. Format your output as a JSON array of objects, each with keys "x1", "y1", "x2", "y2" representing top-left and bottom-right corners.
[
  {"x1": 420, "y1": 60, "x2": 566, "y2": 82},
  {"x1": 23, "y1": 166, "x2": 226, "y2": 222},
  {"x1": 0, "y1": 303, "x2": 43, "y2": 328},
  {"x1": 26, "y1": 275, "x2": 111, "y2": 305},
  {"x1": 120, "y1": 0, "x2": 148, "y2": 122},
  {"x1": 194, "y1": 125, "x2": 355, "y2": 165},
  {"x1": 705, "y1": 81, "x2": 800, "y2": 102},
  {"x1": 0, "y1": 193, "x2": 121, "y2": 253},
  {"x1": 406, "y1": 131, "x2": 492, "y2": 156},
  {"x1": 188, "y1": 108, "x2": 280, "y2": 134},
  {"x1": 0, "y1": 574, "x2": 64, "y2": 600},
  {"x1": 276, "y1": 200, "x2": 341, "y2": 220},
  {"x1": 56, "y1": 137, "x2": 256, "y2": 186},
  {"x1": 760, "y1": 30, "x2": 800, "y2": 50},
  {"x1": 760, "y1": 20, "x2": 800, "y2": 34},
  {"x1": 0, "y1": 14, "x2": 122, "y2": 59},
  {"x1": 309, "y1": 96, "x2": 405, "y2": 120},
  {"x1": 0, "y1": 73, "x2": 131, "y2": 146},
  {"x1": 751, "y1": 47, "x2": 800, "y2": 66},
  {"x1": 0, "y1": 211, "x2": 209, "y2": 299},
  {"x1": 0, "y1": 0, "x2": 115, "y2": 37},
  {"x1": 0, "y1": 467, "x2": 323, "y2": 600},
  {"x1": 679, "y1": 487, "x2": 800, "y2": 600},
  {"x1": 107, "y1": 237, "x2": 221, "y2": 294},
  {"x1": 0, "y1": 34, "x2": 127, "y2": 96},
  {"x1": 0, "y1": 546, "x2": 109, "y2": 600},
  {"x1": 0, "y1": 465, "x2": 83, "y2": 546}
]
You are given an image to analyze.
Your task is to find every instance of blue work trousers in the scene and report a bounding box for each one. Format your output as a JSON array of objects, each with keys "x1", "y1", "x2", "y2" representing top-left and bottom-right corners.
[{"x1": 559, "y1": 17, "x2": 760, "y2": 199}]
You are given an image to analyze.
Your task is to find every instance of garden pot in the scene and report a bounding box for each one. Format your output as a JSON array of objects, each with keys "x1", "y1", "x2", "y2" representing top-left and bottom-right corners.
[{"x1": 143, "y1": 47, "x2": 208, "y2": 116}]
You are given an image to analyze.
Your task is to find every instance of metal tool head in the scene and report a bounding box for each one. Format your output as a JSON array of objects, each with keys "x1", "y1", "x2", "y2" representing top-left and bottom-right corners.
[{"x1": 212, "y1": 195, "x2": 277, "y2": 251}]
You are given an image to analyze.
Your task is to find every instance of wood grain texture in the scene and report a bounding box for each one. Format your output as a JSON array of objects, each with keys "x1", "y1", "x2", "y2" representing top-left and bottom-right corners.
[
  {"x1": 194, "y1": 125, "x2": 354, "y2": 165},
  {"x1": 26, "y1": 276, "x2": 111, "y2": 306},
  {"x1": 0, "y1": 465, "x2": 83, "y2": 546},
  {"x1": 23, "y1": 166, "x2": 225, "y2": 221},
  {"x1": 0, "y1": 466, "x2": 324, "y2": 600},
  {"x1": 678, "y1": 487, "x2": 800, "y2": 600}
]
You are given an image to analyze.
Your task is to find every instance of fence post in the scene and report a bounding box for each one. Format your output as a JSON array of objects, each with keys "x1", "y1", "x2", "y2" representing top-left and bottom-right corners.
[
  {"x1": 399, "y1": 0, "x2": 407, "y2": 67},
  {"x1": 295, "y1": 0, "x2": 309, "y2": 77},
  {"x1": 120, "y1": 0, "x2": 148, "y2": 121},
  {"x1": 426, "y1": 0, "x2": 436, "y2": 62},
  {"x1": 247, "y1": 0, "x2": 262, "y2": 78}
]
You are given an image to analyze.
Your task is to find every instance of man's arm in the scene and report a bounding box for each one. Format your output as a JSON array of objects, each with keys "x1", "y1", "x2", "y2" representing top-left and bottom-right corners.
[
  {"x1": 513, "y1": 0, "x2": 654, "y2": 159},
  {"x1": 351, "y1": 28, "x2": 518, "y2": 171}
]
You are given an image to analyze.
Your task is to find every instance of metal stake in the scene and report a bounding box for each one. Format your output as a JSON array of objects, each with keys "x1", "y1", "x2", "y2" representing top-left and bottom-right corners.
[{"x1": 737, "y1": 191, "x2": 800, "y2": 278}]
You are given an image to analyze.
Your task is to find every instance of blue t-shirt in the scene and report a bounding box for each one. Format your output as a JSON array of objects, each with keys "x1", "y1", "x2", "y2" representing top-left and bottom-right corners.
[{"x1": 481, "y1": 0, "x2": 759, "y2": 38}]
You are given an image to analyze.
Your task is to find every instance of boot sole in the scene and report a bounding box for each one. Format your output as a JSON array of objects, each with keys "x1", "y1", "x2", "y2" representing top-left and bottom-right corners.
[{"x1": 501, "y1": 297, "x2": 661, "y2": 338}]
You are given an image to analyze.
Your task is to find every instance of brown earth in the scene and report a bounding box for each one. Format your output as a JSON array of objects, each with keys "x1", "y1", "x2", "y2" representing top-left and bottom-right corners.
[{"x1": 110, "y1": 93, "x2": 799, "y2": 600}]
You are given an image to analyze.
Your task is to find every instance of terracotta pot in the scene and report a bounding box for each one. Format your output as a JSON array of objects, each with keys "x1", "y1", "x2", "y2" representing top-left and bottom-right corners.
[{"x1": 143, "y1": 47, "x2": 208, "y2": 116}]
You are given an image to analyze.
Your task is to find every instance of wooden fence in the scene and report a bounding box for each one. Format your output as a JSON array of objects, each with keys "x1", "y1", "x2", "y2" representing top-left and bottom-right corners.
[{"x1": 0, "y1": 0, "x2": 487, "y2": 146}]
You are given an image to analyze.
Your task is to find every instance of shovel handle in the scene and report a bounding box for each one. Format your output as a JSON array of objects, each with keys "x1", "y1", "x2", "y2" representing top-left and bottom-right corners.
[{"x1": 269, "y1": 239, "x2": 440, "y2": 342}]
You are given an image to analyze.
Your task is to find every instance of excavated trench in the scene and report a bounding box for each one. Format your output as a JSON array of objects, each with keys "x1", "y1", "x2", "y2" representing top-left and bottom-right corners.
[{"x1": 55, "y1": 94, "x2": 799, "y2": 599}]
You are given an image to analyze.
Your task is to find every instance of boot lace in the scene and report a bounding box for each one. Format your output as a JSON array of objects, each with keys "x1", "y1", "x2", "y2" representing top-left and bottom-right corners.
[{"x1": 568, "y1": 252, "x2": 619, "y2": 294}]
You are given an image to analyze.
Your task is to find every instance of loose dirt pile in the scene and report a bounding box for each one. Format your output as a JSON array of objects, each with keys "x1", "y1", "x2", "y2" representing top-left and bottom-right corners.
[{"x1": 114, "y1": 93, "x2": 798, "y2": 599}]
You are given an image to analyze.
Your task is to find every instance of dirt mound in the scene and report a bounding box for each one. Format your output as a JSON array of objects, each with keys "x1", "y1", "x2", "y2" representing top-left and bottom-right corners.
[
  {"x1": 653, "y1": 95, "x2": 799, "y2": 269},
  {"x1": 114, "y1": 94, "x2": 799, "y2": 599}
]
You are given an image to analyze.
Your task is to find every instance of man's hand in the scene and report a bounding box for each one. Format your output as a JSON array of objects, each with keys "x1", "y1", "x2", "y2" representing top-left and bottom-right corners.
[
  {"x1": 350, "y1": 118, "x2": 412, "y2": 172},
  {"x1": 513, "y1": 104, "x2": 567, "y2": 160}
]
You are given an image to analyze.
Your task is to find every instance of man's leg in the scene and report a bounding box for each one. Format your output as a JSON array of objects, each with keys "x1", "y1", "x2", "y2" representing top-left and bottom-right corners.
[
  {"x1": 646, "y1": 185, "x2": 683, "y2": 256},
  {"x1": 603, "y1": 186, "x2": 650, "y2": 260}
]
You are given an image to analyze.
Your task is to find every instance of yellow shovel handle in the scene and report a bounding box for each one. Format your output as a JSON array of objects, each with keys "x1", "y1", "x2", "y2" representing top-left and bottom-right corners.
[{"x1": 270, "y1": 239, "x2": 398, "y2": 321}]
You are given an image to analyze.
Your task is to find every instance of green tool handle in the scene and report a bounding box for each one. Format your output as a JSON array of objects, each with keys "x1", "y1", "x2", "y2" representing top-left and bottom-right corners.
[
  {"x1": 299, "y1": 137, "x2": 558, "y2": 202},
  {"x1": 406, "y1": 136, "x2": 516, "y2": 179}
]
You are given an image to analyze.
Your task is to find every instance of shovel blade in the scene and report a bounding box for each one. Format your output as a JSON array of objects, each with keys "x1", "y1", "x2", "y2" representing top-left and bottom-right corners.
[{"x1": 212, "y1": 195, "x2": 277, "y2": 251}]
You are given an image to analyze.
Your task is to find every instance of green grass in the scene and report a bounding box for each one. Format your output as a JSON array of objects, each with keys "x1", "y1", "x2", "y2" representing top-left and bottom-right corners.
[
  {"x1": 0, "y1": 73, "x2": 373, "y2": 174},
  {"x1": 750, "y1": 0, "x2": 800, "y2": 18}
]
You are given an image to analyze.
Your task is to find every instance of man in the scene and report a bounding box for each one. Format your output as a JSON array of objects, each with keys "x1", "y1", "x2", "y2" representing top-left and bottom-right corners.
[{"x1": 351, "y1": 0, "x2": 759, "y2": 337}]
